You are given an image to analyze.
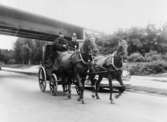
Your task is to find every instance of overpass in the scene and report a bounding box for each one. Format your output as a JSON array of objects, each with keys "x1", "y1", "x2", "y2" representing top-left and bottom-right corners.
[{"x1": 0, "y1": 5, "x2": 83, "y2": 41}]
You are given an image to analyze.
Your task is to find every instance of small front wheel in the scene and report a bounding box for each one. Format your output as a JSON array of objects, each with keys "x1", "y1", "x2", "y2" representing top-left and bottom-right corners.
[
  {"x1": 50, "y1": 73, "x2": 58, "y2": 96},
  {"x1": 38, "y1": 67, "x2": 47, "y2": 92}
]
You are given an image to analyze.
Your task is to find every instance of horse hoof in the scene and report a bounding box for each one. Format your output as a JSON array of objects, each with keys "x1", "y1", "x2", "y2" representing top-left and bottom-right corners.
[
  {"x1": 82, "y1": 100, "x2": 85, "y2": 104},
  {"x1": 77, "y1": 98, "x2": 81, "y2": 101},
  {"x1": 110, "y1": 100, "x2": 114, "y2": 104},
  {"x1": 96, "y1": 96, "x2": 100, "y2": 100},
  {"x1": 63, "y1": 93, "x2": 66, "y2": 96},
  {"x1": 115, "y1": 94, "x2": 120, "y2": 99},
  {"x1": 68, "y1": 95, "x2": 71, "y2": 99},
  {"x1": 92, "y1": 95, "x2": 95, "y2": 98}
]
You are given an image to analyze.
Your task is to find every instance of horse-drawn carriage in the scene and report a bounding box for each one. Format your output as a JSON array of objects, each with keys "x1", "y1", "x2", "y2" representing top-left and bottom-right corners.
[
  {"x1": 38, "y1": 37, "x2": 95, "y2": 100},
  {"x1": 38, "y1": 44, "x2": 67, "y2": 96},
  {"x1": 38, "y1": 38, "x2": 131, "y2": 103}
]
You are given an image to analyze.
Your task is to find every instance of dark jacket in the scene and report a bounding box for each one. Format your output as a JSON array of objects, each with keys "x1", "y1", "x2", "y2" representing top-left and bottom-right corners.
[
  {"x1": 53, "y1": 37, "x2": 69, "y2": 51},
  {"x1": 69, "y1": 40, "x2": 79, "y2": 50}
]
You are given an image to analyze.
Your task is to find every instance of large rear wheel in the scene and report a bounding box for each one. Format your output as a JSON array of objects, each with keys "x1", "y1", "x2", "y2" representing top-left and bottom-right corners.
[
  {"x1": 38, "y1": 67, "x2": 47, "y2": 92},
  {"x1": 50, "y1": 73, "x2": 58, "y2": 96}
]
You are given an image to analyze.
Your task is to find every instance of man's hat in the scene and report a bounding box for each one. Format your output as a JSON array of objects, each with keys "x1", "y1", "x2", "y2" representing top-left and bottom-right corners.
[{"x1": 72, "y1": 33, "x2": 77, "y2": 37}]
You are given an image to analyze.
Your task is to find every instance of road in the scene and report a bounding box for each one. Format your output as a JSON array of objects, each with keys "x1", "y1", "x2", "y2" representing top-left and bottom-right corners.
[{"x1": 0, "y1": 71, "x2": 167, "y2": 122}]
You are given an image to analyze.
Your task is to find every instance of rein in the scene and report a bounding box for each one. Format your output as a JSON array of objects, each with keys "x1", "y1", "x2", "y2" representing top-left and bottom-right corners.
[{"x1": 79, "y1": 49, "x2": 87, "y2": 64}]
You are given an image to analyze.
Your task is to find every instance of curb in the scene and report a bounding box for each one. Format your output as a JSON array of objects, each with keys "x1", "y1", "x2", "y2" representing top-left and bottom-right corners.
[
  {"x1": 1, "y1": 67, "x2": 167, "y2": 96},
  {"x1": 1, "y1": 68, "x2": 38, "y2": 76}
]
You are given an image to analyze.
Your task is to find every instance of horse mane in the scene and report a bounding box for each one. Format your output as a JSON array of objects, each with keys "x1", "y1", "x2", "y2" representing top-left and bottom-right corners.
[
  {"x1": 80, "y1": 39, "x2": 98, "y2": 54},
  {"x1": 116, "y1": 44, "x2": 128, "y2": 57}
]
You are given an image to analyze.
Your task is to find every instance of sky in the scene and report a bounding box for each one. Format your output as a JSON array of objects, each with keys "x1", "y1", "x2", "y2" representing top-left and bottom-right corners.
[{"x1": 0, "y1": 0, "x2": 167, "y2": 49}]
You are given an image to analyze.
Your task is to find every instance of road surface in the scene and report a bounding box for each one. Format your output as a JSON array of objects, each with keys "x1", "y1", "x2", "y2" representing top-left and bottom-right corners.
[{"x1": 0, "y1": 71, "x2": 167, "y2": 122}]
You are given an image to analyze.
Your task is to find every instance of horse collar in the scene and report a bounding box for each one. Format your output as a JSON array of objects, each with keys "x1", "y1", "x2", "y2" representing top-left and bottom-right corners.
[
  {"x1": 111, "y1": 53, "x2": 122, "y2": 71},
  {"x1": 79, "y1": 49, "x2": 87, "y2": 64}
]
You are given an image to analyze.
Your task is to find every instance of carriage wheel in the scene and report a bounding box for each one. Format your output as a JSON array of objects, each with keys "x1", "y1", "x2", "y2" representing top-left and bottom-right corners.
[
  {"x1": 50, "y1": 73, "x2": 58, "y2": 96},
  {"x1": 38, "y1": 67, "x2": 47, "y2": 92}
]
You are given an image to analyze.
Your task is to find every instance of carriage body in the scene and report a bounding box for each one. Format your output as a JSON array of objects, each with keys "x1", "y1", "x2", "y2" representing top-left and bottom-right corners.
[{"x1": 38, "y1": 44, "x2": 67, "y2": 95}]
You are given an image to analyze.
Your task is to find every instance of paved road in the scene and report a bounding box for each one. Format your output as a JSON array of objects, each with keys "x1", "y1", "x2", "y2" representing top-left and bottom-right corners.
[{"x1": 0, "y1": 71, "x2": 167, "y2": 122}]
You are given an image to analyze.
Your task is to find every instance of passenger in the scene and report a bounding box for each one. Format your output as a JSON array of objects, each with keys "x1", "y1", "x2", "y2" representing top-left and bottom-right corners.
[
  {"x1": 53, "y1": 32, "x2": 69, "y2": 51},
  {"x1": 69, "y1": 33, "x2": 79, "y2": 51},
  {"x1": 89, "y1": 34, "x2": 98, "y2": 56},
  {"x1": 51, "y1": 32, "x2": 69, "y2": 71}
]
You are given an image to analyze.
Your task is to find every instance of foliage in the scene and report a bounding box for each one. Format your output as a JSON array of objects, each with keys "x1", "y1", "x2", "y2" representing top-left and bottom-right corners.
[
  {"x1": 128, "y1": 53, "x2": 145, "y2": 62},
  {"x1": 144, "y1": 51, "x2": 162, "y2": 62},
  {"x1": 162, "y1": 53, "x2": 167, "y2": 61},
  {"x1": 0, "y1": 49, "x2": 14, "y2": 64},
  {"x1": 97, "y1": 24, "x2": 167, "y2": 56},
  {"x1": 13, "y1": 38, "x2": 46, "y2": 64},
  {"x1": 128, "y1": 61, "x2": 167, "y2": 75}
]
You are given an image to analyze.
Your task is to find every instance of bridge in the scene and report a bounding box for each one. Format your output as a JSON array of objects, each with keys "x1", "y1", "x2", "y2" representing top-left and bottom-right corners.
[{"x1": 0, "y1": 5, "x2": 83, "y2": 41}]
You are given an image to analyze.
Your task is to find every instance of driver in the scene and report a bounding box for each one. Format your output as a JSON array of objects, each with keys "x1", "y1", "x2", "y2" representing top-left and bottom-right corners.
[
  {"x1": 53, "y1": 32, "x2": 69, "y2": 51},
  {"x1": 52, "y1": 32, "x2": 69, "y2": 70},
  {"x1": 69, "y1": 33, "x2": 79, "y2": 51}
]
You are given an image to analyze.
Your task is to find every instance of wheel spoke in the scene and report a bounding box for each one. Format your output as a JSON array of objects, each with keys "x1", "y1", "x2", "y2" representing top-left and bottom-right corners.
[
  {"x1": 49, "y1": 74, "x2": 58, "y2": 96},
  {"x1": 38, "y1": 67, "x2": 46, "y2": 92}
]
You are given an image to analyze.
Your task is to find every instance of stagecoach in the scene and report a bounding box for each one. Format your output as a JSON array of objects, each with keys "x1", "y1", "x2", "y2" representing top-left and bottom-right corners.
[
  {"x1": 38, "y1": 44, "x2": 65, "y2": 95},
  {"x1": 38, "y1": 44, "x2": 80, "y2": 96},
  {"x1": 38, "y1": 44, "x2": 57, "y2": 95}
]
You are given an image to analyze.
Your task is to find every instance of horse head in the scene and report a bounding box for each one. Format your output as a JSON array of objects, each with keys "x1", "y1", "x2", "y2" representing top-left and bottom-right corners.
[
  {"x1": 80, "y1": 39, "x2": 98, "y2": 63},
  {"x1": 113, "y1": 39, "x2": 128, "y2": 69},
  {"x1": 104, "y1": 40, "x2": 128, "y2": 70}
]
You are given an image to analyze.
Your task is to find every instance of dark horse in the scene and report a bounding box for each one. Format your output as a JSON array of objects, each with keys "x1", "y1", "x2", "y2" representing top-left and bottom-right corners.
[
  {"x1": 52, "y1": 38, "x2": 97, "y2": 104},
  {"x1": 89, "y1": 40, "x2": 128, "y2": 103}
]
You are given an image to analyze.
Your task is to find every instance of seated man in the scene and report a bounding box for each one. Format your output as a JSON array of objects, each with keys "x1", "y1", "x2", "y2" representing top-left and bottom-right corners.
[
  {"x1": 69, "y1": 33, "x2": 79, "y2": 51},
  {"x1": 53, "y1": 32, "x2": 69, "y2": 51},
  {"x1": 54, "y1": 32, "x2": 69, "y2": 69},
  {"x1": 47, "y1": 33, "x2": 69, "y2": 73}
]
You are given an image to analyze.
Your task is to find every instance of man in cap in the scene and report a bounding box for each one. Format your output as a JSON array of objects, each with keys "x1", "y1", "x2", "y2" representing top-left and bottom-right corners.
[
  {"x1": 53, "y1": 32, "x2": 69, "y2": 51},
  {"x1": 69, "y1": 33, "x2": 79, "y2": 51},
  {"x1": 50, "y1": 32, "x2": 69, "y2": 71}
]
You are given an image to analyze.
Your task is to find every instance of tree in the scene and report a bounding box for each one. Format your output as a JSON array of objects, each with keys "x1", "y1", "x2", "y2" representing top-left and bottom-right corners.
[{"x1": 13, "y1": 38, "x2": 46, "y2": 64}]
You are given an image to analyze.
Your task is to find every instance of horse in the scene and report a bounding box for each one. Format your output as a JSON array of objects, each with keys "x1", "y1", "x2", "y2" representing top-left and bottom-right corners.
[
  {"x1": 89, "y1": 40, "x2": 128, "y2": 103},
  {"x1": 52, "y1": 38, "x2": 97, "y2": 104}
]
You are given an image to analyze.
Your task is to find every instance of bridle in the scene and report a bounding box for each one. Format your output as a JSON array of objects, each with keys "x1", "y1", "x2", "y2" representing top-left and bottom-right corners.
[
  {"x1": 78, "y1": 47, "x2": 94, "y2": 65},
  {"x1": 105, "y1": 51, "x2": 123, "y2": 71}
]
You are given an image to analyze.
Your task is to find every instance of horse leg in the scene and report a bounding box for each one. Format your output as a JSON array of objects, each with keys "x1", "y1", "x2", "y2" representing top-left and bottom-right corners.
[
  {"x1": 67, "y1": 79, "x2": 72, "y2": 99},
  {"x1": 76, "y1": 74, "x2": 82, "y2": 102},
  {"x1": 89, "y1": 75, "x2": 96, "y2": 98},
  {"x1": 108, "y1": 76, "x2": 114, "y2": 104},
  {"x1": 80, "y1": 78, "x2": 85, "y2": 104},
  {"x1": 115, "y1": 75, "x2": 126, "y2": 99},
  {"x1": 62, "y1": 81, "x2": 68, "y2": 96},
  {"x1": 95, "y1": 76, "x2": 102, "y2": 99}
]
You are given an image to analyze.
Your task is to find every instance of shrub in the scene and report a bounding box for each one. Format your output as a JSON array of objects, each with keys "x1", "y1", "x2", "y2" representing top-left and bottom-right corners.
[
  {"x1": 128, "y1": 60, "x2": 167, "y2": 75},
  {"x1": 128, "y1": 52, "x2": 145, "y2": 62},
  {"x1": 7, "y1": 59, "x2": 16, "y2": 64},
  {"x1": 162, "y1": 53, "x2": 167, "y2": 61},
  {"x1": 145, "y1": 51, "x2": 162, "y2": 62}
]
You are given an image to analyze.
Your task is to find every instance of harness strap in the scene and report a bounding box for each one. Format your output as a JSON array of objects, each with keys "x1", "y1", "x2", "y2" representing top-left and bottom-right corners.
[
  {"x1": 103, "y1": 51, "x2": 122, "y2": 71},
  {"x1": 111, "y1": 54, "x2": 122, "y2": 71},
  {"x1": 79, "y1": 49, "x2": 87, "y2": 64}
]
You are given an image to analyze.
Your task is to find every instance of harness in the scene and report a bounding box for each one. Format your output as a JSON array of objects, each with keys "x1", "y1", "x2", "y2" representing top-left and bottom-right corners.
[
  {"x1": 111, "y1": 55, "x2": 123, "y2": 71},
  {"x1": 79, "y1": 49, "x2": 87, "y2": 64},
  {"x1": 103, "y1": 52, "x2": 123, "y2": 71},
  {"x1": 70, "y1": 49, "x2": 90, "y2": 65}
]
